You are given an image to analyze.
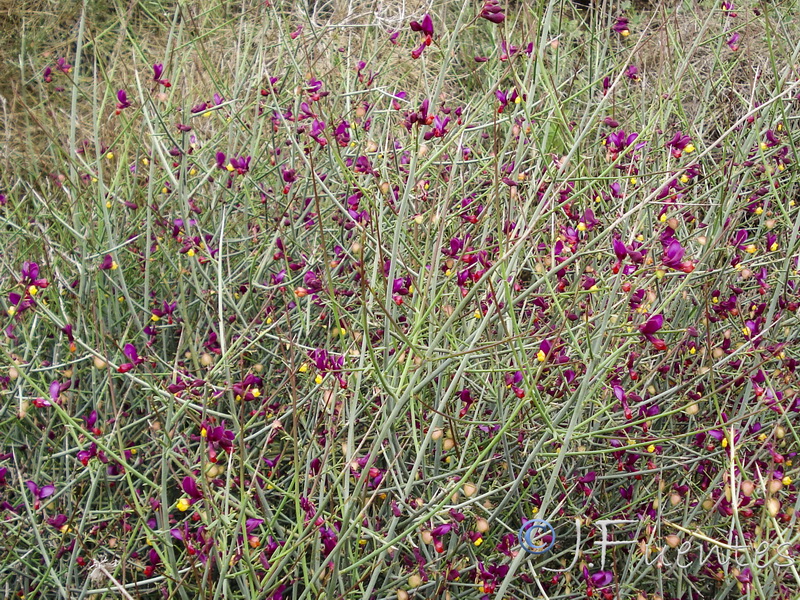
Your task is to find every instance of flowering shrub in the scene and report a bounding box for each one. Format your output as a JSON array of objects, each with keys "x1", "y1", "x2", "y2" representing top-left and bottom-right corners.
[{"x1": 1, "y1": 1, "x2": 800, "y2": 598}]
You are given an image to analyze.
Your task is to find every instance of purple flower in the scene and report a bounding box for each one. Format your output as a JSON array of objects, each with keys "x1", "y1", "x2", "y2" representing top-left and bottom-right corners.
[
  {"x1": 56, "y1": 57, "x2": 72, "y2": 73},
  {"x1": 153, "y1": 63, "x2": 171, "y2": 88},
  {"x1": 480, "y1": 0, "x2": 506, "y2": 23},
  {"x1": 309, "y1": 119, "x2": 327, "y2": 146},
  {"x1": 117, "y1": 343, "x2": 144, "y2": 373},
  {"x1": 410, "y1": 14, "x2": 434, "y2": 58},
  {"x1": 229, "y1": 155, "x2": 251, "y2": 175},
  {"x1": 606, "y1": 130, "x2": 639, "y2": 153},
  {"x1": 21, "y1": 261, "x2": 39, "y2": 282},
  {"x1": 638, "y1": 313, "x2": 663, "y2": 335},
  {"x1": 410, "y1": 14, "x2": 434, "y2": 37},
  {"x1": 661, "y1": 239, "x2": 685, "y2": 269},
  {"x1": 727, "y1": 32, "x2": 740, "y2": 51},
  {"x1": 216, "y1": 151, "x2": 227, "y2": 170},
  {"x1": 116, "y1": 89, "x2": 132, "y2": 111},
  {"x1": 612, "y1": 238, "x2": 628, "y2": 261},
  {"x1": 638, "y1": 314, "x2": 667, "y2": 351},
  {"x1": 26, "y1": 480, "x2": 55, "y2": 509},
  {"x1": 665, "y1": 130, "x2": 695, "y2": 157},
  {"x1": 182, "y1": 475, "x2": 203, "y2": 500},
  {"x1": 611, "y1": 16, "x2": 630, "y2": 36},
  {"x1": 98, "y1": 254, "x2": 116, "y2": 270},
  {"x1": 47, "y1": 513, "x2": 69, "y2": 531}
]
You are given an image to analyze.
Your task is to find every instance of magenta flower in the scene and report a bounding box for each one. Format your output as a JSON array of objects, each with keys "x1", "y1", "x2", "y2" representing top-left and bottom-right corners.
[
  {"x1": 459, "y1": 388, "x2": 474, "y2": 417},
  {"x1": 409, "y1": 14, "x2": 434, "y2": 58},
  {"x1": 309, "y1": 119, "x2": 327, "y2": 146},
  {"x1": 115, "y1": 90, "x2": 132, "y2": 113},
  {"x1": 423, "y1": 115, "x2": 450, "y2": 140},
  {"x1": 391, "y1": 91, "x2": 407, "y2": 110},
  {"x1": 334, "y1": 121, "x2": 351, "y2": 146},
  {"x1": 229, "y1": 155, "x2": 251, "y2": 175},
  {"x1": 151, "y1": 300, "x2": 178, "y2": 324},
  {"x1": 430, "y1": 523, "x2": 455, "y2": 553},
  {"x1": 625, "y1": 64, "x2": 639, "y2": 80},
  {"x1": 727, "y1": 32, "x2": 741, "y2": 51},
  {"x1": 47, "y1": 513, "x2": 69, "y2": 531},
  {"x1": 199, "y1": 420, "x2": 235, "y2": 463},
  {"x1": 181, "y1": 475, "x2": 203, "y2": 501},
  {"x1": 410, "y1": 14, "x2": 434, "y2": 37},
  {"x1": 495, "y1": 87, "x2": 522, "y2": 113},
  {"x1": 49, "y1": 379, "x2": 70, "y2": 405},
  {"x1": 480, "y1": 0, "x2": 506, "y2": 23},
  {"x1": 232, "y1": 373, "x2": 263, "y2": 401},
  {"x1": 306, "y1": 78, "x2": 329, "y2": 101},
  {"x1": 661, "y1": 239, "x2": 686, "y2": 269},
  {"x1": 638, "y1": 313, "x2": 663, "y2": 335},
  {"x1": 638, "y1": 313, "x2": 667, "y2": 351},
  {"x1": 32, "y1": 396, "x2": 51, "y2": 409},
  {"x1": 21, "y1": 261, "x2": 43, "y2": 284},
  {"x1": 25, "y1": 480, "x2": 55, "y2": 510},
  {"x1": 611, "y1": 16, "x2": 630, "y2": 36},
  {"x1": 98, "y1": 254, "x2": 116, "y2": 270},
  {"x1": 117, "y1": 343, "x2": 144, "y2": 373},
  {"x1": 665, "y1": 130, "x2": 695, "y2": 157},
  {"x1": 605, "y1": 130, "x2": 639, "y2": 155},
  {"x1": 582, "y1": 567, "x2": 614, "y2": 588},
  {"x1": 56, "y1": 57, "x2": 72, "y2": 73},
  {"x1": 152, "y1": 63, "x2": 171, "y2": 87}
]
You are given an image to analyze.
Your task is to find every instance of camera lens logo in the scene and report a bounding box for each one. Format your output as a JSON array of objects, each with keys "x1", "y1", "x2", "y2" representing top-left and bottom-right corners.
[{"x1": 518, "y1": 519, "x2": 556, "y2": 555}]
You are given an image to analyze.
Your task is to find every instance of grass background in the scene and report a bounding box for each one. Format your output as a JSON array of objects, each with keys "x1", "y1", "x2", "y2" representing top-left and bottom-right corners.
[{"x1": 1, "y1": 0, "x2": 800, "y2": 598}]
